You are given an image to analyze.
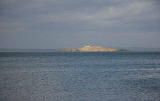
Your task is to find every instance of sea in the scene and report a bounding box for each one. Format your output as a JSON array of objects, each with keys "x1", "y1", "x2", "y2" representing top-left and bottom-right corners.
[{"x1": 0, "y1": 52, "x2": 160, "y2": 101}]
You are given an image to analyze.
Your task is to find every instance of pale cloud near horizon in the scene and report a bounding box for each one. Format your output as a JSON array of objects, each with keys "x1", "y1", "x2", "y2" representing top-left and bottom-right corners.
[{"x1": 0, "y1": 0, "x2": 160, "y2": 49}]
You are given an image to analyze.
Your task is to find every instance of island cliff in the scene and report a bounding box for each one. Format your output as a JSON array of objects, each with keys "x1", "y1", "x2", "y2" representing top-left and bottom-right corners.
[{"x1": 58, "y1": 46, "x2": 125, "y2": 52}]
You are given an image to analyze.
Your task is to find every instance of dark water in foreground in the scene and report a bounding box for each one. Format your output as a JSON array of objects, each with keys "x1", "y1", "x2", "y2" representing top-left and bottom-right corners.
[{"x1": 0, "y1": 52, "x2": 160, "y2": 101}]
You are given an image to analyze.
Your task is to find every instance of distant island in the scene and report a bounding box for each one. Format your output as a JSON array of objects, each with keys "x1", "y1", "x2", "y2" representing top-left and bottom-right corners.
[{"x1": 58, "y1": 46, "x2": 126, "y2": 52}]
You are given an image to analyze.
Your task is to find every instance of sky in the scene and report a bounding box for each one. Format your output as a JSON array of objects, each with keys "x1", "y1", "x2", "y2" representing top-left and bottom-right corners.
[{"x1": 0, "y1": 0, "x2": 160, "y2": 49}]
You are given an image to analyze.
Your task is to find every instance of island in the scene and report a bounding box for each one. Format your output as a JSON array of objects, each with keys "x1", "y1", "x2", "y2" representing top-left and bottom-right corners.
[{"x1": 58, "y1": 46, "x2": 126, "y2": 52}]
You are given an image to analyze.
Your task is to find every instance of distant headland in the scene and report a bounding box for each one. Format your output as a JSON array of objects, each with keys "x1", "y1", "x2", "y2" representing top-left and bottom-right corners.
[{"x1": 58, "y1": 46, "x2": 126, "y2": 52}]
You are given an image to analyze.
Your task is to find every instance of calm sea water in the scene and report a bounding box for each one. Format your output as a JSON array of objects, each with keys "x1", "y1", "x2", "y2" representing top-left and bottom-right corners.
[{"x1": 0, "y1": 52, "x2": 160, "y2": 101}]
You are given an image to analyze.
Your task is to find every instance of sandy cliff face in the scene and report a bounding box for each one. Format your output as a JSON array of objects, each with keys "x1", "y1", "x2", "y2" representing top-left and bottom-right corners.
[
  {"x1": 58, "y1": 46, "x2": 123, "y2": 52},
  {"x1": 78, "y1": 46, "x2": 120, "y2": 52}
]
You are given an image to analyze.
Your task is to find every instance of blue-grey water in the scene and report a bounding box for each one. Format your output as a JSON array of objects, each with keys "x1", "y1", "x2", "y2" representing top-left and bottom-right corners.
[{"x1": 0, "y1": 52, "x2": 160, "y2": 101}]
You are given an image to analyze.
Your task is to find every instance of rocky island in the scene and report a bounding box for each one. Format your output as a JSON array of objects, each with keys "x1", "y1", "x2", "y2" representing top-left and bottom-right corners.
[{"x1": 58, "y1": 46, "x2": 125, "y2": 52}]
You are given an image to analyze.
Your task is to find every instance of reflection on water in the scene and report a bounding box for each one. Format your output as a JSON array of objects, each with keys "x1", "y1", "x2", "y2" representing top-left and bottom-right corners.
[{"x1": 0, "y1": 52, "x2": 160, "y2": 101}]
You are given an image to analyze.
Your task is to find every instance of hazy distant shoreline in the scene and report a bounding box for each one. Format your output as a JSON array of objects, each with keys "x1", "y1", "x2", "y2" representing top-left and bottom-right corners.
[{"x1": 0, "y1": 47, "x2": 160, "y2": 52}]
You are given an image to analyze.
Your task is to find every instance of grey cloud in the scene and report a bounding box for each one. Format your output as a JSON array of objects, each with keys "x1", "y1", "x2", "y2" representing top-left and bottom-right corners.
[{"x1": 0, "y1": 0, "x2": 160, "y2": 48}]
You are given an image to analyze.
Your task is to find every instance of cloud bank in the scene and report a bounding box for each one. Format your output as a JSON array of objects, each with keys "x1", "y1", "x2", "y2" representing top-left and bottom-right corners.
[{"x1": 0, "y1": 0, "x2": 160, "y2": 49}]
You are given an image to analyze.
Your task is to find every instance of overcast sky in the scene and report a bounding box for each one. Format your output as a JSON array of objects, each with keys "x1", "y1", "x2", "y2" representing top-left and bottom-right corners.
[{"x1": 0, "y1": 0, "x2": 160, "y2": 49}]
